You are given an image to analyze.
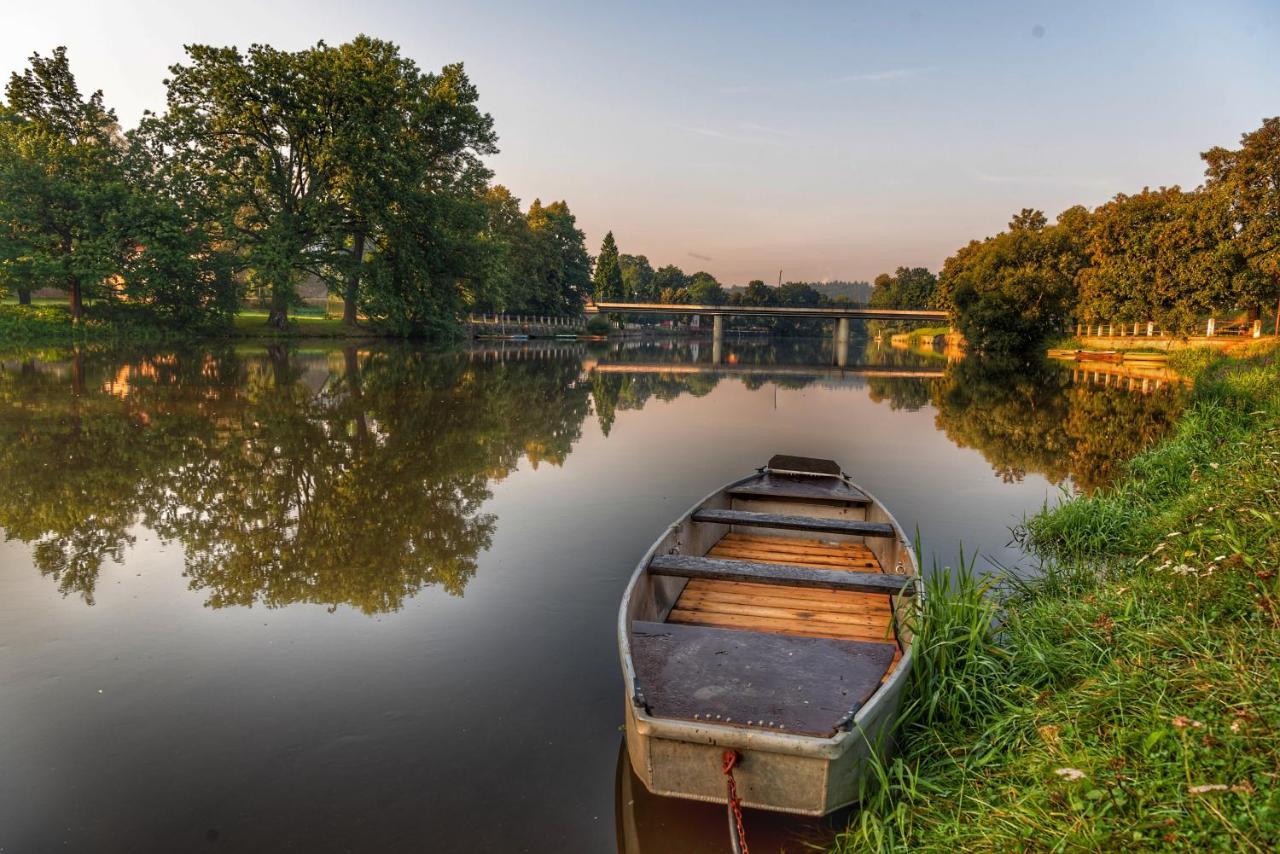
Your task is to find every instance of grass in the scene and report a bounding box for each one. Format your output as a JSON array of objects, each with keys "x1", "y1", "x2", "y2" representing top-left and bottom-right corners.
[
  {"x1": 836, "y1": 341, "x2": 1280, "y2": 851},
  {"x1": 232, "y1": 310, "x2": 373, "y2": 338},
  {"x1": 0, "y1": 300, "x2": 391, "y2": 344},
  {"x1": 0, "y1": 302, "x2": 210, "y2": 347}
]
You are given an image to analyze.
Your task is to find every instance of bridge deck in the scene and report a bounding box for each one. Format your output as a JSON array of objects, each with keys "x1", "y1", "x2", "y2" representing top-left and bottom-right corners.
[{"x1": 587, "y1": 302, "x2": 948, "y2": 321}]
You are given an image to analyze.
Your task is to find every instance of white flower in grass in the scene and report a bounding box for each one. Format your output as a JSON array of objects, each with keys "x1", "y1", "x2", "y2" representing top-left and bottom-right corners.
[
  {"x1": 1171, "y1": 564, "x2": 1197, "y2": 576},
  {"x1": 1054, "y1": 768, "x2": 1086, "y2": 781}
]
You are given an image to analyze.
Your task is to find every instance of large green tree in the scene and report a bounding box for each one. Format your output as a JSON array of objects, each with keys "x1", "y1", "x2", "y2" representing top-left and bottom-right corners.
[
  {"x1": 0, "y1": 48, "x2": 127, "y2": 316},
  {"x1": 525, "y1": 198, "x2": 591, "y2": 313},
  {"x1": 322, "y1": 40, "x2": 497, "y2": 327},
  {"x1": 938, "y1": 207, "x2": 1090, "y2": 354},
  {"x1": 1078, "y1": 187, "x2": 1248, "y2": 332},
  {"x1": 686, "y1": 270, "x2": 725, "y2": 304},
  {"x1": 1202, "y1": 117, "x2": 1280, "y2": 325},
  {"x1": 619, "y1": 253, "x2": 655, "y2": 301},
  {"x1": 147, "y1": 42, "x2": 343, "y2": 328}
]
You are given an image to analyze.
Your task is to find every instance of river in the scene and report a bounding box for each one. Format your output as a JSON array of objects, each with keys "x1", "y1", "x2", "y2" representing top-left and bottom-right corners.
[{"x1": 0, "y1": 337, "x2": 1188, "y2": 852}]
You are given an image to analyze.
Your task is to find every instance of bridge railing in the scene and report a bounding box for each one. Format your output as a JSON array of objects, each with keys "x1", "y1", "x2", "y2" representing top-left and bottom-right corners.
[
  {"x1": 1076, "y1": 319, "x2": 1267, "y2": 339},
  {"x1": 466, "y1": 313, "x2": 586, "y2": 336}
]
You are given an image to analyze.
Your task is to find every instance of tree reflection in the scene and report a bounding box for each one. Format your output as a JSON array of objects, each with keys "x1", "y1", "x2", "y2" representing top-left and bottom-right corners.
[
  {"x1": 0, "y1": 344, "x2": 1190, "y2": 611},
  {"x1": 0, "y1": 346, "x2": 590, "y2": 612},
  {"x1": 927, "y1": 357, "x2": 1187, "y2": 491}
]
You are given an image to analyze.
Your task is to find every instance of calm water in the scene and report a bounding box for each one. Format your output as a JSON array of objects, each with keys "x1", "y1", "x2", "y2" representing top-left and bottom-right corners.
[{"x1": 0, "y1": 338, "x2": 1187, "y2": 853}]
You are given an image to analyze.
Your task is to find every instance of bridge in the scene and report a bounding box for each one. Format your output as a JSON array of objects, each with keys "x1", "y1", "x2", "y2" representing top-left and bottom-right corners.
[
  {"x1": 585, "y1": 302, "x2": 948, "y2": 322},
  {"x1": 585, "y1": 301, "x2": 950, "y2": 367}
]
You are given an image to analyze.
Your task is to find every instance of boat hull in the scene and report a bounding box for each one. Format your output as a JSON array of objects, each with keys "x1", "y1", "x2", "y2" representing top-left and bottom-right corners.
[{"x1": 617, "y1": 465, "x2": 918, "y2": 816}]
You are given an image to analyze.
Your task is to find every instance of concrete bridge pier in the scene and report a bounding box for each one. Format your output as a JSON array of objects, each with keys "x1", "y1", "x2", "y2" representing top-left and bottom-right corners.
[
  {"x1": 712, "y1": 313, "x2": 724, "y2": 364},
  {"x1": 834, "y1": 317, "x2": 850, "y2": 368}
]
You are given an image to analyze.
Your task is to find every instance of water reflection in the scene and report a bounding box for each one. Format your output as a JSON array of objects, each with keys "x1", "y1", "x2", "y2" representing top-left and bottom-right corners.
[
  {"x1": 929, "y1": 357, "x2": 1188, "y2": 492},
  {"x1": 0, "y1": 338, "x2": 1194, "y2": 852},
  {"x1": 1, "y1": 345, "x2": 591, "y2": 611},
  {"x1": 0, "y1": 341, "x2": 1188, "y2": 612}
]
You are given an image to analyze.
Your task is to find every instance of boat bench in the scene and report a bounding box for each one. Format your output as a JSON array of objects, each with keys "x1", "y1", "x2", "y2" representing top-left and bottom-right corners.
[
  {"x1": 691, "y1": 508, "x2": 896, "y2": 538},
  {"x1": 649, "y1": 554, "x2": 916, "y2": 596}
]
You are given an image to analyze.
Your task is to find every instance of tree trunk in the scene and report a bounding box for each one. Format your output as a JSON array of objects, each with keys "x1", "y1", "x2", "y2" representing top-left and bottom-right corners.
[
  {"x1": 17, "y1": 288, "x2": 31, "y2": 306},
  {"x1": 267, "y1": 287, "x2": 289, "y2": 329},
  {"x1": 343, "y1": 228, "x2": 366, "y2": 327}
]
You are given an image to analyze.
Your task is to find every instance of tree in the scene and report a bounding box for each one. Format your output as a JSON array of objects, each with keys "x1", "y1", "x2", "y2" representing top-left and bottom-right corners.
[
  {"x1": 619, "y1": 253, "x2": 655, "y2": 301},
  {"x1": 938, "y1": 207, "x2": 1090, "y2": 354},
  {"x1": 652, "y1": 264, "x2": 686, "y2": 296},
  {"x1": 323, "y1": 41, "x2": 497, "y2": 327},
  {"x1": 741, "y1": 279, "x2": 774, "y2": 306},
  {"x1": 686, "y1": 270, "x2": 725, "y2": 304},
  {"x1": 869, "y1": 267, "x2": 937, "y2": 310},
  {"x1": 1078, "y1": 187, "x2": 1245, "y2": 332},
  {"x1": 147, "y1": 43, "x2": 343, "y2": 328},
  {"x1": 1202, "y1": 117, "x2": 1280, "y2": 324},
  {"x1": 526, "y1": 199, "x2": 591, "y2": 313},
  {"x1": 0, "y1": 47, "x2": 127, "y2": 316},
  {"x1": 593, "y1": 230, "x2": 624, "y2": 302}
]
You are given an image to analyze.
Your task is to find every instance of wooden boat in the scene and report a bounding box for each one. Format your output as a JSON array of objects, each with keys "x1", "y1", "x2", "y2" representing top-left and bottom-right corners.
[{"x1": 617, "y1": 455, "x2": 920, "y2": 816}]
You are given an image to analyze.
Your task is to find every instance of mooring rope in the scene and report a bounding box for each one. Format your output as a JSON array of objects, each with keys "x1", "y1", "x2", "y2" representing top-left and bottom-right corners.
[{"x1": 721, "y1": 749, "x2": 750, "y2": 854}]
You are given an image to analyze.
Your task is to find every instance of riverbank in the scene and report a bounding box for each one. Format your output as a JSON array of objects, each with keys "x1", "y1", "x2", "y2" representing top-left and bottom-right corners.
[{"x1": 838, "y1": 342, "x2": 1280, "y2": 851}]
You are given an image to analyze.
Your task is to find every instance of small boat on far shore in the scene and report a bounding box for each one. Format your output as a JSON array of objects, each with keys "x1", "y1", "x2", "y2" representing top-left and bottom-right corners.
[{"x1": 617, "y1": 455, "x2": 919, "y2": 817}]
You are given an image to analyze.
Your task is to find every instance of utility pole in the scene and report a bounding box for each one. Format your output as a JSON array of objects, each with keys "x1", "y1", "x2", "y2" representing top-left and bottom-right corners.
[{"x1": 777, "y1": 269, "x2": 782, "y2": 288}]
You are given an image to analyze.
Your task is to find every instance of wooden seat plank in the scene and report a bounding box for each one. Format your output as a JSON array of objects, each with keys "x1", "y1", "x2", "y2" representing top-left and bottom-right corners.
[
  {"x1": 673, "y1": 594, "x2": 893, "y2": 626},
  {"x1": 630, "y1": 620, "x2": 897, "y2": 736},
  {"x1": 708, "y1": 545, "x2": 880, "y2": 570},
  {"x1": 666, "y1": 609, "x2": 894, "y2": 643},
  {"x1": 693, "y1": 508, "x2": 896, "y2": 538},
  {"x1": 650, "y1": 554, "x2": 915, "y2": 596},
  {"x1": 682, "y1": 581, "x2": 887, "y2": 610},
  {"x1": 728, "y1": 473, "x2": 870, "y2": 505},
  {"x1": 682, "y1": 579, "x2": 890, "y2": 611},
  {"x1": 721, "y1": 532, "x2": 877, "y2": 556}
]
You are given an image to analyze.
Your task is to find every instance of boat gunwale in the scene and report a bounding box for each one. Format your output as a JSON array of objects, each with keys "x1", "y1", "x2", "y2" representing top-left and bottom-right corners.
[{"x1": 616, "y1": 466, "x2": 922, "y2": 759}]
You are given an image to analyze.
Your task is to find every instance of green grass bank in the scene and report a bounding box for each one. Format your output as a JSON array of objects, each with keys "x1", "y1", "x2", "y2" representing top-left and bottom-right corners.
[
  {"x1": 837, "y1": 343, "x2": 1280, "y2": 851},
  {"x1": 1, "y1": 303, "x2": 384, "y2": 346}
]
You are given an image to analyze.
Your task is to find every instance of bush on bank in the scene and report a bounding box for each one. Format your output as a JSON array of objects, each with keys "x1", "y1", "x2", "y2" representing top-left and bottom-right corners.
[
  {"x1": 0, "y1": 302, "x2": 231, "y2": 346},
  {"x1": 837, "y1": 342, "x2": 1280, "y2": 851}
]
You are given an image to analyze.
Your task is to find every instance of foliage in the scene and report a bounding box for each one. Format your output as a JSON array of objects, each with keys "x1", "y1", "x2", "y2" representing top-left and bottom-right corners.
[
  {"x1": 0, "y1": 48, "x2": 129, "y2": 316},
  {"x1": 1078, "y1": 187, "x2": 1255, "y2": 333},
  {"x1": 592, "y1": 230, "x2": 624, "y2": 302},
  {"x1": 685, "y1": 270, "x2": 725, "y2": 304},
  {"x1": 837, "y1": 343, "x2": 1280, "y2": 852},
  {"x1": 1203, "y1": 117, "x2": 1280, "y2": 314},
  {"x1": 938, "y1": 206, "x2": 1090, "y2": 354},
  {"x1": 869, "y1": 267, "x2": 937, "y2": 311}
]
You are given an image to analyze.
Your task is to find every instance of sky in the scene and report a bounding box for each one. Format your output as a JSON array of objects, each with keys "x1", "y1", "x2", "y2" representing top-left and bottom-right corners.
[{"x1": 2, "y1": 0, "x2": 1278, "y2": 285}]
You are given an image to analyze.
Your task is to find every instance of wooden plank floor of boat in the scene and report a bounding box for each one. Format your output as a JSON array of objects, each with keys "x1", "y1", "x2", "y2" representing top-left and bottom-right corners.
[{"x1": 667, "y1": 532, "x2": 898, "y2": 646}]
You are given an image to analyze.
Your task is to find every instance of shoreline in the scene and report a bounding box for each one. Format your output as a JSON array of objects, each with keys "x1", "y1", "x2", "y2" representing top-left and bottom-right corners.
[{"x1": 836, "y1": 340, "x2": 1280, "y2": 850}]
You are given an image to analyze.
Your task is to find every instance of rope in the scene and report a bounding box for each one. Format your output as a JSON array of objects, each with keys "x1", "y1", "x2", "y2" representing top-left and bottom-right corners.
[{"x1": 721, "y1": 749, "x2": 750, "y2": 854}]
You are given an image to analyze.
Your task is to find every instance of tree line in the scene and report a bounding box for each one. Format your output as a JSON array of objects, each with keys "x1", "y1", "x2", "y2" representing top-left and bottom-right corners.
[
  {"x1": 850, "y1": 119, "x2": 1279, "y2": 354},
  {"x1": 936, "y1": 119, "x2": 1280, "y2": 353},
  {"x1": 0, "y1": 40, "x2": 594, "y2": 333}
]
